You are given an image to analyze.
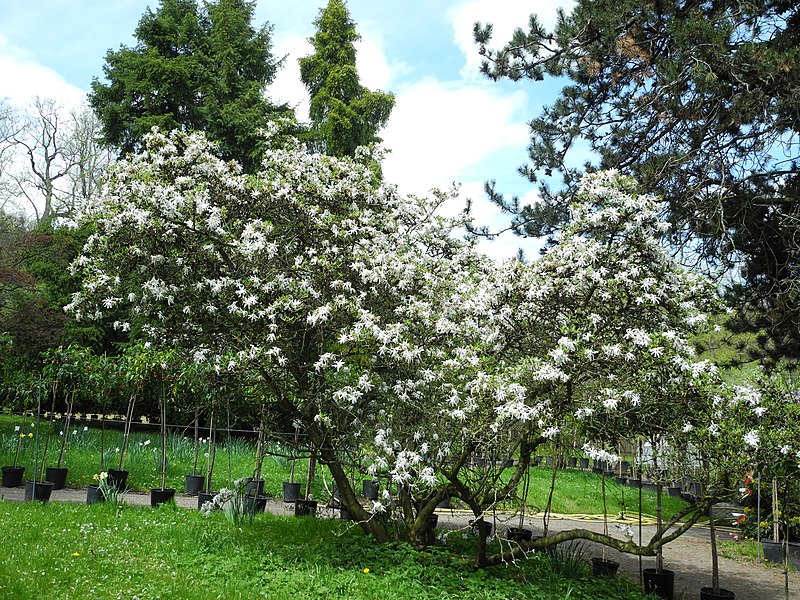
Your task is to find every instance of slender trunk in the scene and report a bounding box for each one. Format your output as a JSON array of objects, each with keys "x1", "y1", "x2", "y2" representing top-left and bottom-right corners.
[
  {"x1": 304, "y1": 452, "x2": 316, "y2": 500},
  {"x1": 772, "y1": 478, "x2": 780, "y2": 542},
  {"x1": 543, "y1": 458, "x2": 558, "y2": 536},
  {"x1": 119, "y1": 392, "x2": 136, "y2": 471},
  {"x1": 192, "y1": 408, "x2": 199, "y2": 476},
  {"x1": 601, "y1": 472, "x2": 608, "y2": 560},
  {"x1": 226, "y1": 398, "x2": 232, "y2": 486},
  {"x1": 318, "y1": 443, "x2": 391, "y2": 542},
  {"x1": 656, "y1": 483, "x2": 663, "y2": 572},
  {"x1": 289, "y1": 426, "x2": 299, "y2": 484},
  {"x1": 783, "y1": 484, "x2": 789, "y2": 600},
  {"x1": 654, "y1": 445, "x2": 663, "y2": 573},
  {"x1": 160, "y1": 394, "x2": 167, "y2": 490},
  {"x1": 756, "y1": 472, "x2": 762, "y2": 561},
  {"x1": 33, "y1": 382, "x2": 43, "y2": 483},
  {"x1": 99, "y1": 417, "x2": 105, "y2": 471},
  {"x1": 57, "y1": 391, "x2": 75, "y2": 468},
  {"x1": 709, "y1": 502, "x2": 720, "y2": 594},
  {"x1": 254, "y1": 415, "x2": 265, "y2": 482},
  {"x1": 39, "y1": 420, "x2": 53, "y2": 480},
  {"x1": 205, "y1": 411, "x2": 215, "y2": 493}
]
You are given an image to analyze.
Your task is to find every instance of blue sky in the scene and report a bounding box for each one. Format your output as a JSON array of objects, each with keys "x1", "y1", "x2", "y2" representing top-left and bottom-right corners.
[{"x1": 0, "y1": 0, "x2": 574, "y2": 259}]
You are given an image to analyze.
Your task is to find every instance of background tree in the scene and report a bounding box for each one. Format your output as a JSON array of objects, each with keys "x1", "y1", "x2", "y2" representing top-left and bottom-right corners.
[
  {"x1": 474, "y1": 0, "x2": 800, "y2": 362},
  {"x1": 299, "y1": 0, "x2": 394, "y2": 157},
  {"x1": 89, "y1": 0, "x2": 293, "y2": 172},
  {"x1": 4, "y1": 99, "x2": 112, "y2": 225}
]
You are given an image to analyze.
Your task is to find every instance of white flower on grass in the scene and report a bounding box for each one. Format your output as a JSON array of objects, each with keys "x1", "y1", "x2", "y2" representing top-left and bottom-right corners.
[
  {"x1": 370, "y1": 500, "x2": 385, "y2": 514},
  {"x1": 682, "y1": 423, "x2": 694, "y2": 433}
]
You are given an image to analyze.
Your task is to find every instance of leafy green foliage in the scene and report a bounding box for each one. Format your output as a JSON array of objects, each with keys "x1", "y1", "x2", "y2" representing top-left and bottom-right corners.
[
  {"x1": 90, "y1": 0, "x2": 293, "y2": 172},
  {"x1": 299, "y1": 0, "x2": 395, "y2": 157}
]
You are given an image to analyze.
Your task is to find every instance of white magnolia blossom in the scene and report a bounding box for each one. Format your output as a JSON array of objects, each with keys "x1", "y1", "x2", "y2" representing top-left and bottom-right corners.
[
  {"x1": 68, "y1": 134, "x2": 742, "y2": 521},
  {"x1": 743, "y1": 430, "x2": 759, "y2": 448}
]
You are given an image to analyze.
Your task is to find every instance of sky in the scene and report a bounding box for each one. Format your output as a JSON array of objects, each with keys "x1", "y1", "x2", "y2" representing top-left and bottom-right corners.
[{"x1": 0, "y1": 0, "x2": 574, "y2": 259}]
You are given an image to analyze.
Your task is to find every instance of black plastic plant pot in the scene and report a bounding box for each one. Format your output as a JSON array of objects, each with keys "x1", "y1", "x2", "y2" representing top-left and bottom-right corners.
[
  {"x1": 566, "y1": 457, "x2": 578, "y2": 468},
  {"x1": 294, "y1": 499, "x2": 317, "y2": 517},
  {"x1": 282, "y1": 481, "x2": 301, "y2": 503},
  {"x1": 86, "y1": 484, "x2": 105, "y2": 505},
  {"x1": 185, "y1": 474, "x2": 205, "y2": 496},
  {"x1": 469, "y1": 519, "x2": 493, "y2": 537},
  {"x1": 244, "y1": 494, "x2": 268, "y2": 515},
  {"x1": 699, "y1": 587, "x2": 735, "y2": 600},
  {"x1": 1, "y1": 466, "x2": 25, "y2": 487},
  {"x1": 591, "y1": 557, "x2": 619, "y2": 577},
  {"x1": 150, "y1": 488, "x2": 176, "y2": 507},
  {"x1": 245, "y1": 477, "x2": 264, "y2": 496},
  {"x1": 667, "y1": 486, "x2": 682, "y2": 498},
  {"x1": 507, "y1": 527, "x2": 533, "y2": 542},
  {"x1": 642, "y1": 568, "x2": 674, "y2": 599},
  {"x1": 615, "y1": 476, "x2": 628, "y2": 485},
  {"x1": 45, "y1": 466, "x2": 68, "y2": 490},
  {"x1": 24, "y1": 480, "x2": 54, "y2": 503},
  {"x1": 362, "y1": 479, "x2": 379, "y2": 500},
  {"x1": 628, "y1": 478, "x2": 642, "y2": 489},
  {"x1": 579, "y1": 458, "x2": 590, "y2": 470},
  {"x1": 107, "y1": 469, "x2": 129, "y2": 491},
  {"x1": 197, "y1": 490, "x2": 216, "y2": 510}
]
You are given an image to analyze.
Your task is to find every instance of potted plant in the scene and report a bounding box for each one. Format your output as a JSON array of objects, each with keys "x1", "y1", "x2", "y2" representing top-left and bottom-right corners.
[
  {"x1": 150, "y1": 353, "x2": 177, "y2": 507},
  {"x1": 591, "y1": 454, "x2": 620, "y2": 578},
  {"x1": 282, "y1": 424, "x2": 301, "y2": 503},
  {"x1": 197, "y1": 411, "x2": 217, "y2": 510},
  {"x1": 185, "y1": 407, "x2": 206, "y2": 496},
  {"x1": 246, "y1": 410, "x2": 267, "y2": 497},
  {"x1": 295, "y1": 448, "x2": 318, "y2": 517},
  {"x1": 110, "y1": 344, "x2": 155, "y2": 491},
  {"x1": 25, "y1": 380, "x2": 54, "y2": 503},
  {"x1": 642, "y1": 437, "x2": 675, "y2": 600},
  {"x1": 2, "y1": 426, "x2": 31, "y2": 487}
]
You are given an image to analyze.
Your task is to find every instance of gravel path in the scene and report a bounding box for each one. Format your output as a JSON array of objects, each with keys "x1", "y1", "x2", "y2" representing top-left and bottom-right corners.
[{"x1": 1, "y1": 485, "x2": 797, "y2": 599}]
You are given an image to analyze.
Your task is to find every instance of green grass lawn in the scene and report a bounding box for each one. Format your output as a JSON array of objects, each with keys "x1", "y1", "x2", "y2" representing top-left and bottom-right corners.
[
  {"x1": 0, "y1": 500, "x2": 654, "y2": 599},
  {"x1": 1, "y1": 414, "x2": 687, "y2": 520}
]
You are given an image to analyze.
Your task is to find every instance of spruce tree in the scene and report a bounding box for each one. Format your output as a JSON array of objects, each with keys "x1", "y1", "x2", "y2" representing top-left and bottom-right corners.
[
  {"x1": 299, "y1": 0, "x2": 395, "y2": 157},
  {"x1": 90, "y1": 0, "x2": 291, "y2": 172}
]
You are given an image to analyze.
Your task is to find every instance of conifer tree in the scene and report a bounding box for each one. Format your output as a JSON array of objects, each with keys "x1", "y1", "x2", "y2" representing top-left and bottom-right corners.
[
  {"x1": 299, "y1": 0, "x2": 395, "y2": 157},
  {"x1": 475, "y1": 0, "x2": 800, "y2": 360},
  {"x1": 90, "y1": 0, "x2": 291, "y2": 172}
]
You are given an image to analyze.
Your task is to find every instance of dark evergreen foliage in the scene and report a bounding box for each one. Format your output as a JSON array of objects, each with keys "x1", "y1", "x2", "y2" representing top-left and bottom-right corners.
[
  {"x1": 299, "y1": 0, "x2": 395, "y2": 157},
  {"x1": 90, "y1": 0, "x2": 292, "y2": 172},
  {"x1": 474, "y1": 0, "x2": 800, "y2": 361}
]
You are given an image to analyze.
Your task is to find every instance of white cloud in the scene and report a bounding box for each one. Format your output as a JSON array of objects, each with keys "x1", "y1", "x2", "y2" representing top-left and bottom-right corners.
[
  {"x1": 448, "y1": 0, "x2": 575, "y2": 80},
  {"x1": 0, "y1": 35, "x2": 85, "y2": 107},
  {"x1": 380, "y1": 78, "x2": 529, "y2": 196},
  {"x1": 269, "y1": 35, "x2": 313, "y2": 121}
]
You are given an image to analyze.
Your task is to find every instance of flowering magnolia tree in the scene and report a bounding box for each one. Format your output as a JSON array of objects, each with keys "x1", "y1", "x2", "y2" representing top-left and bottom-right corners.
[{"x1": 68, "y1": 129, "x2": 743, "y2": 562}]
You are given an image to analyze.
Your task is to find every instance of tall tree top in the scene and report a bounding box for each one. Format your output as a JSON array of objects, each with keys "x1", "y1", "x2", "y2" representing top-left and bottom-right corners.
[
  {"x1": 90, "y1": 0, "x2": 290, "y2": 172},
  {"x1": 299, "y1": 0, "x2": 394, "y2": 157},
  {"x1": 474, "y1": 0, "x2": 800, "y2": 362}
]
